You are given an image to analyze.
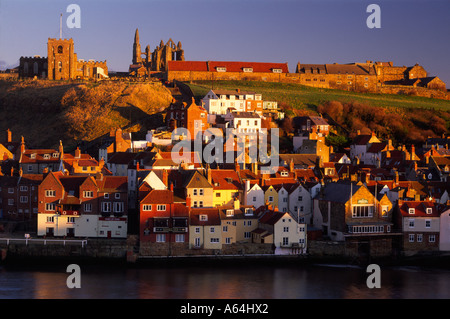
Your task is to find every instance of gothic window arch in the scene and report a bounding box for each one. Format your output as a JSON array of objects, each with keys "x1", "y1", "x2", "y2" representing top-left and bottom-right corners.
[{"x1": 58, "y1": 46, "x2": 63, "y2": 54}]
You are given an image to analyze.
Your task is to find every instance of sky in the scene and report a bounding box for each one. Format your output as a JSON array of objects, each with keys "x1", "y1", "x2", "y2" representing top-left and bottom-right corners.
[{"x1": 0, "y1": 0, "x2": 449, "y2": 87}]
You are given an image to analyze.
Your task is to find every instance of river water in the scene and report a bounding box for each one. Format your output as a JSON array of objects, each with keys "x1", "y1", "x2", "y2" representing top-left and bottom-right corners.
[{"x1": 1, "y1": 261, "x2": 450, "y2": 299}]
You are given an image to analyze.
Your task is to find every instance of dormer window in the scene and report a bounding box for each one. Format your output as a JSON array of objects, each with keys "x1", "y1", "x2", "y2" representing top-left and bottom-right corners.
[
  {"x1": 31, "y1": 153, "x2": 36, "y2": 159},
  {"x1": 243, "y1": 68, "x2": 253, "y2": 73},
  {"x1": 280, "y1": 171, "x2": 288, "y2": 177},
  {"x1": 216, "y1": 67, "x2": 226, "y2": 72},
  {"x1": 43, "y1": 154, "x2": 50, "y2": 159},
  {"x1": 53, "y1": 153, "x2": 59, "y2": 158},
  {"x1": 200, "y1": 214, "x2": 208, "y2": 221},
  {"x1": 426, "y1": 208, "x2": 432, "y2": 214},
  {"x1": 408, "y1": 208, "x2": 415, "y2": 214},
  {"x1": 272, "y1": 68, "x2": 282, "y2": 73},
  {"x1": 244, "y1": 208, "x2": 253, "y2": 216},
  {"x1": 226, "y1": 209, "x2": 234, "y2": 217}
]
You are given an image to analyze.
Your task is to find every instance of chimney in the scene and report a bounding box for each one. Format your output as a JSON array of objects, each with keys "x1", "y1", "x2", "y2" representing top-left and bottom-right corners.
[
  {"x1": 136, "y1": 161, "x2": 140, "y2": 170},
  {"x1": 75, "y1": 147, "x2": 81, "y2": 159},
  {"x1": 207, "y1": 167, "x2": 212, "y2": 185},
  {"x1": 186, "y1": 195, "x2": 191, "y2": 208},
  {"x1": 20, "y1": 136, "x2": 25, "y2": 154},
  {"x1": 96, "y1": 172, "x2": 103, "y2": 181},
  {"x1": 233, "y1": 198, "x2": 240, "y2": 210},
  {"x1": 6, "y1": 129, "x2": 12, "y2": 143},
  {"x1": 357, "y1": 130, "x2": 361, "y2": 135},
  {"x1": 10, "y1": 167, "x2": 14, "y2": 176},
  {"x1": 59, "y1": 140, "x2": 64, "y2": 158},
  {"x1": 235, "y1": 159, "x2": 240, "y2": 172},
  {"x1": 170, "y1": 183, "x2": 174, "y2": 192},
  {"x1": 289, "y1": 159, "x2": 294, "y2": 173},
  {"x1": 99, "y1": 157, "x2": 105, "y2": 169},
  {"x1": 163, "y1": 169, "x2": 168, "y2": 187},
  {"x1": 394, "y1": 170, "x2": 399, "y2": 184}
]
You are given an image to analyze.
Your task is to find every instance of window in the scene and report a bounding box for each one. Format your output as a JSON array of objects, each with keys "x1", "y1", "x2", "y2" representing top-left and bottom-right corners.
[
  {"x1": 104, "y1": 193, "x2": 109, "y2": 199},
  {"x1": 84, "y1": 203, "x2": 92, "y2": 212},
  {"x1": 425, "y1": 220, "x2": 431, "y2": 228},
  {"x1": 156, "y1": 234, "x2": 166, "y2": 243},
  {"x1": 45, "y1": 190, "x2": 56, "y2": 197},
  {"x1": 223, "y1": 225, "x2": 228, "y2": 232},
  {"x1": 409, "y1": 234, "x2": 415, "y2": 242},
  {"x1": 46, "y1": 216, "x2": 54, "y2": 223},
  {"x1": 298, "y1": 196, "x2": 303, "y2": 201},
  {"x1": 253, "y1": 196, "x2": 256, "y2": 202},
  {"x1": 426, "y1": 208, "x2": 432, "y2": 214},
  {"x1": 157, "y1": 205, "x2": 166, "y2": 211},
  {"x1": 20, "y1": 186, "x2": 28, "y2": 192},
  {"x1": 20, "y1": 196, "x2": 28, "y2": 203},
  {"x1": 268, "y1": 196, "x2": 274, "y2": 202},
  {"x1": 114, "y1": 202, "x2": 124, "y2": 213},
  {"x1": 67, "y1": 217, "x2": 75, "y2": 223},
  {"x1": 244, "y1": 232, "x2": 251, "y2": 239},
  {"x1": 282, "y1": 237, "x2": 289, "y2": 246},
  {"x1": 83, "y1": 191, "x2": 93, "y2": 198},
  {"x1": 429, "y1": 235, "x2": 436, "y2": 243},
  {"x1": 175, "y1": 234, "x2": 184, "y2": 243},
  {"x1": 210, "y1": 227, "x2": 215, "y2": 233},
  {"x1": 195, "y1": 227, "x2": 200, "y2": 234},
  {"x1": 272, "y1": 68, "x2": 282, "y2": 73},
  {"x1": 102, "y1": 202, "x2": 111, "y2": 212},
  {"x1": 210, "y1": 238, "x2": 220, "y2": 243},
  {"x1": 283, "y1": 226, "x2": 289, "y2": 232},
  {"x1": 243, "y1": 67, "x2": 253, "y2": 73},
  {"x1": 142, "y1": 204, "x2": 152, "y2": 211},
  {"x1": 8, "y1": 199, "x2": 14, "y2": 206},
  {"x1": 226, "y1": 209, "x2": 234, "y2": 217},
  {"x1": 199, "y1": 201, "x2": 203, "y2": 208},
  {"x1": 200, "y1": 215, "x2": 208, "y2": 221},
  {"x1": 199, "y1": 189, "x2": 204, "y2": 196},
  {"x1": 225, "y1": 237, "x2": 231, "y2": 244},
  {"x1": 193, "y1": 189, "x2": 197, "y2": 196},
  {"x1": 409, "y1": 219, "x2": 415, "y2": 228},
  {"x1": 352, "y1": 205, "x2": 374, "y2": 218},
  {"x1": 417, "y1": 234, "x2": 423, "y2": 243},
  {"x1": 216, "y1": 192, "x2": 221, "y2": 197},
  {"x1": 8, "y1": 188, "x2": 14, "y2": 194},
  {"x1": 57, "y1": 46, "x2": 63, "y2": 54},
  {"x1": 45, "y1": 203, "x2": 55, "y2": 211},
  {"x1": 408, "y1": 208, "x2": 415, "y2": 214}
]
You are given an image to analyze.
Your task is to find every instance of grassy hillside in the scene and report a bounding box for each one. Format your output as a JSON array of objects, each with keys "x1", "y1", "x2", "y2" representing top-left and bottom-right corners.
[
  {"x1": 0, "y1": 80, "x2": 173, "y2": 149},
  {"x1": 188, "y1": 80, "x2": 450, "y2": 145},
  {"x1": 188, "y1": 80, "x2": 450, "y2": 112}
]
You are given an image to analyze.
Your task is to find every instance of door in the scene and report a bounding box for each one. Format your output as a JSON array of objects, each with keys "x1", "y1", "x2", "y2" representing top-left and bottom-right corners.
[
  {"x1": 46, "y1": 227, "x2": 54, "y2": 237},
  {"x1": 194, "y1": 237, "x2": 201, "y2": 247}
]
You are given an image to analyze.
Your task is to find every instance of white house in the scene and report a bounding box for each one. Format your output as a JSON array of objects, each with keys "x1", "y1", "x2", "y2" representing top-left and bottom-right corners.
[
  {"x1": 202, "y1": 89, "x2": 261, "y2": 116},
  {"x1": 440, "y1": 206, "x2": 450, "y2": 251},
  {"x1": 224, "y1": 111, "x2": 261, "y2": 135},
  {"x1": 288, "y1": 183, "x2": 314, "y2": 224},
  {"x1": 244, "y1": 181, "x2": 265, "y2": 209},
  {"x1": 256, "y1": 210, "x2": 307, "y2": 255}
]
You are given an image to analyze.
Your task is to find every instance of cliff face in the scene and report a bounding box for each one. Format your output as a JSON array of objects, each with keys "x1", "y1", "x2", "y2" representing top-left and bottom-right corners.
[{"x1": 0, "y1": 80, "x2": 173, "y2": 149}]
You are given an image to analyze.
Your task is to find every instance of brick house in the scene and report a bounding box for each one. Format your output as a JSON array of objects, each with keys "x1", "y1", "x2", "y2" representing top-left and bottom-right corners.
[
  {"x1": 37, "y1": 171, "x2": 128, "y2": 238},
  {"x1": 166, "y1": 97, "x2": 208, "y2": 141},
  {"x1": 0, "y1": 171, "x2": 42, "y2": 223},
  {"x1": 397, "y1": 200, "x2": 441, "y2": 255},
  {"x1": 139, "y1": 186, "x2": 190, "y2": 256},
  {"x1": 18, "y1": 137, "x2": 62, "y2": 174}
]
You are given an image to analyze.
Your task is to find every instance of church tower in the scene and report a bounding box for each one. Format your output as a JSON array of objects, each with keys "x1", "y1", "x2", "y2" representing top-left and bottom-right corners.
[{"x1": 133, "y1": 28, "x2": 142, "y2": 65}]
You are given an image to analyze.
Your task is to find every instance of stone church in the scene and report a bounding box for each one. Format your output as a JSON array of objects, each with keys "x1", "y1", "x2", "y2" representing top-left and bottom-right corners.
[
  {"x1": 19, "y1": 38, "x2": 108, "y2": 80},
  {"x1": 129, "y1": 28, "x2": 184, "y2": 77}
]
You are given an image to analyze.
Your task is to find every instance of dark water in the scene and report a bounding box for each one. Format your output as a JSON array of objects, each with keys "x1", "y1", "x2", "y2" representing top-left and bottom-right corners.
[{"x1": 1, "y1": 261, "x2": 450, "y2": 299}]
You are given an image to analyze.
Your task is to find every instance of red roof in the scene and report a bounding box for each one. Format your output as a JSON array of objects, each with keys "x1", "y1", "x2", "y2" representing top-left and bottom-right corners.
[
  {"x1": 399, "y1": 201, "x2": 439, "y2": 217},
  {"x1": 141, "y1": 189, "x2": 174, "y2": 205},
  {"x1": 168, "y1": 60, "x2": 289, "y2": 73}
]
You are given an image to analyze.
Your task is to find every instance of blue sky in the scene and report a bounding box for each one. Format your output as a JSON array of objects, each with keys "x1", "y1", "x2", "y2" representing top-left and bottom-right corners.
[{"x1": 1, "y1": 0, "x2": 449, "y2": 87}]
